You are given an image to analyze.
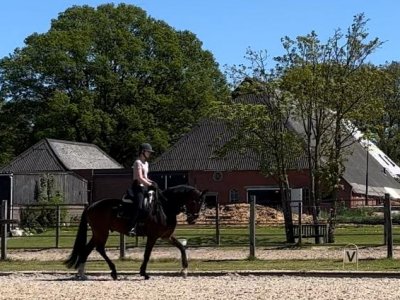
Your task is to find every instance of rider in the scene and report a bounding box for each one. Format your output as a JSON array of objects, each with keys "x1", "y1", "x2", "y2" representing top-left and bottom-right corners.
[{"x1": 128, "y1": 143, "x2": 155, "y2": 236}]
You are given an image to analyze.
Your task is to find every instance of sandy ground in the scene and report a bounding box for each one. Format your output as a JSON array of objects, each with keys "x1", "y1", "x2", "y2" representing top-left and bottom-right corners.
[
  {"x1": 1, "y1": 246, "x2": 400, "y2": 300},
  {"x1": 1, "y1": 273, "x2": 400, "y2": 300}
]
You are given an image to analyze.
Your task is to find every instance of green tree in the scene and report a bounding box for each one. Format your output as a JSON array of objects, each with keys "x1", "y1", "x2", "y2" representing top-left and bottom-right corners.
[
  {"x1": 222, "y1": 14, "x2": 384, "y2": 243},
  {"x1": 0, "y1": 4, "x2": 228, "y2": 167},
  {"x1": 21, "y1": 174, "x2": 66, "y2": 231},
  {"x1": 0, "y1": 97, "x2": 16, "y2": 165},
  {"x1": 374, "y1": 62, "x2": 400, "y2": 166},
  {"x1": 277, "y1": 14, "x2": 384, "y2": 242},
  {"x1": 215, "y1": 50, "x2": 303, "y2": 243}
]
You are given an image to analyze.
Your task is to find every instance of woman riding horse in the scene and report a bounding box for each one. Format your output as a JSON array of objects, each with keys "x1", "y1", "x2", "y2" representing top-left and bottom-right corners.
[{"x1": 65, "y1": 184, "x2": 206, "y2": 280}]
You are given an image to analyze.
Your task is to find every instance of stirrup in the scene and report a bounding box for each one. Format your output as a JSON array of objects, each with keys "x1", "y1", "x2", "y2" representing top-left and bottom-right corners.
[{"x1": 128, "y1": 227, "x2": 137, "y2": 237}]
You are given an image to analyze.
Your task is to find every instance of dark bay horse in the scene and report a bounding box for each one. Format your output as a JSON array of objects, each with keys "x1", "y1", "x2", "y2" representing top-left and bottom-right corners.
[{"x1": 64, "y1": 185, "x2": 206, "y2": 280}]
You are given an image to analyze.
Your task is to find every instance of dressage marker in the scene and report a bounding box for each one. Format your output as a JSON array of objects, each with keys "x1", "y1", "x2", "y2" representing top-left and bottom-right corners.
[{"x1": 343, "y1": 243, "x2": 359, "y2": 270}]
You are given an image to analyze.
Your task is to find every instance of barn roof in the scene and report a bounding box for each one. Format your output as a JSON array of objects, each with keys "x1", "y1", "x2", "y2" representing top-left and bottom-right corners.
[
  {"x1": 342, "y1": 140, "x2": 400, "y2": 198},
  {"x1": 0, "y1": 139, "x2": 122, "y2": 173},
  {"x1": 151, "y1": 118, "x2": 308, "y2": 172}
]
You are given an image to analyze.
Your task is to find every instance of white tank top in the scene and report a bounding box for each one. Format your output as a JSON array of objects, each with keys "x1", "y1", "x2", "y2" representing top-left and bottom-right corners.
[{"x1": 133, "y1": 159, "x2": 149, "y2": 185}]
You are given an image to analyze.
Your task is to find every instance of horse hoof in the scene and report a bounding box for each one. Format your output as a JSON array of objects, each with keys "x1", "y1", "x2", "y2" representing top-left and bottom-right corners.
[
  {"x1": 181, "y1": 268, "x2": 188, "y2": 278},
  {"x1": 75, "y1": 274, "x2": 88, "y2": 281},
  {"x1": 141, "y1": 273, "x2": 150, "y2": 280},
  {"x1": 111, "y1": 272, "x2": 118, "y2": 280}
]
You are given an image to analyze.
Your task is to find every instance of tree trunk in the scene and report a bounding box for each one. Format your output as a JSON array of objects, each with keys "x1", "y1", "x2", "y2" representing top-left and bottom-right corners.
[
  {"x1": 328, "y1": 118, "x2": 344, "y2": 243},
  {"x1": 327, "y1": 204, "x2": 336, "y2": 243},
  {"x1": 280, "y1": 177, "x2": 295, "y2": 243}
]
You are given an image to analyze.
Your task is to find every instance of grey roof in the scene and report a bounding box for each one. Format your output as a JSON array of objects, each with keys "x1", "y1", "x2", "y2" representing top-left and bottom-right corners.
[
  {"x1": 152, "y1": 118, "x2": 264, "y2": 171},
  {"x1": 152, "y1": 118, "x2": 308, "y2": 172},
  {"x1": 48, "y1": 139, "x2": 122, "y2": 170},
  {"x1": 342, "y1": 140, "x2": 400, "y2": 198},
  {"x1": 0, "y1": 139, "x2": 64, "y2": 172},
  {"x1": 1, "y1": 139, "x2": 122, "y2": 173}
]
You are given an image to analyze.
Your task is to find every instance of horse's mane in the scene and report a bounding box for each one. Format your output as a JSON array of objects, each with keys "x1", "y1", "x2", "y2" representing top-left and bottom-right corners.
[{"x1": 159, "y1": 185, "x2": 197, "y2": 217}]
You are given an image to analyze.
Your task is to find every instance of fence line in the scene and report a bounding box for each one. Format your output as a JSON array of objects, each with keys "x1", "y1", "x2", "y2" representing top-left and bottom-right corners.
[{"x1": 1, "y1": 198, "x2": 399, "y2": 260}]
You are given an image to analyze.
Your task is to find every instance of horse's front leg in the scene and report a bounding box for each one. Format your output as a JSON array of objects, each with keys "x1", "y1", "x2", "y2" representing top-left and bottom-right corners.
[
  {"x1": 167, "y1": 235, "x2": 188, "y2": 278},
  {"x1": 140, "y1": 236, "x2": 157, "y2": 280}
]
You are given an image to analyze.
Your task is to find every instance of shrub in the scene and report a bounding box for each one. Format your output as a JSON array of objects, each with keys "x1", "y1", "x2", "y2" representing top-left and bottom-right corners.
[
  {"x1": 20, "y1": 174, "x2": 68, "y2": 231},
  {"x1": 334, "y1": 206, "x2": 384, "y2": 224}
]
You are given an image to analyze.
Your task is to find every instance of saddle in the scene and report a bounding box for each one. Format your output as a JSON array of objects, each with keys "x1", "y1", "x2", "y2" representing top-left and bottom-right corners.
[
  {"x1": 117, "y1": 189, "x2": 156, "y2": 220},
  {"x1": 116, "y1": 185, "x2": 167, "y2": 230}
]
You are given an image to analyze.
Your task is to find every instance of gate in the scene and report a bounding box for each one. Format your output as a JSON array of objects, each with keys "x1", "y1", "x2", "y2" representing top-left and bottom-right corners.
[{"x1": 0, "y1": 174, "x2": 13, "y2": 224}]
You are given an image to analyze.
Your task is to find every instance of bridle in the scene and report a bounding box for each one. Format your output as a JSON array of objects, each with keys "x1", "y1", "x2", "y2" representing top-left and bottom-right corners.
[{"x1": 184, "y1": 190, "x2": 205, "y2": 222}]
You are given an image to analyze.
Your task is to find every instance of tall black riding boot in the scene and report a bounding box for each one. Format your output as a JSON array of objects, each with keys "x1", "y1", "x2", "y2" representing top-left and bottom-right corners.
[{"x1": 128, "y1": 211, "x2": 139, "y2": 236}]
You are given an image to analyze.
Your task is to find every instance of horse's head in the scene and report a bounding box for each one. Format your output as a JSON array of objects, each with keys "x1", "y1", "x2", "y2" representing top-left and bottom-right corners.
[
  {"x1": 162, "y1": 185, "x2": 207, "y2": 224},
  {"x1": 185, "y1": 188, "x2": 207, "y2": 225}
]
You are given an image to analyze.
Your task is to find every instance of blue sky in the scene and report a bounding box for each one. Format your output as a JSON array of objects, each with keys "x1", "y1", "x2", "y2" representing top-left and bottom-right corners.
[{"x1": 1, "y1": 1, "x2": 399, "y2": 71}]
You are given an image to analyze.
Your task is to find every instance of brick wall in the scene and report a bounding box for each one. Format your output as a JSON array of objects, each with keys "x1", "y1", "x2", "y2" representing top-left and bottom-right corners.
[{"x1": 189, "y1": 169, "x2": 353, "y2": 206}]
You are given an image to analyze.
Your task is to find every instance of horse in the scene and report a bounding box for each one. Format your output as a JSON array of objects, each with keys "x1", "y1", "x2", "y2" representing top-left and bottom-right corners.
[{"x1": 64, "y1": 185, "x2": 206, "y2": 280}]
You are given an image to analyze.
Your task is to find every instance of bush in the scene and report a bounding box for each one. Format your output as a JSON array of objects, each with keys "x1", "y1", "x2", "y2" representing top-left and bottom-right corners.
[
  {"x1": 20, "y1": 206, "x2": 42, "y2": 231},
  {"x1": 20, "y1": 202, "x2": 68, "y2": 232},
  {"x1": 20, "y1": 174, "x2": 68, "y2": 231},
  {"x1": 335, "y1": 206, "x2": 384, "y2": 224}
]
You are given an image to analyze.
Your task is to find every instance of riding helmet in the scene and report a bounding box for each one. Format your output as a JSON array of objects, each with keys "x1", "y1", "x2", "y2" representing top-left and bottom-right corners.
[{"x1": 139, "y1": 143, "x2": 155, "y2": 153}]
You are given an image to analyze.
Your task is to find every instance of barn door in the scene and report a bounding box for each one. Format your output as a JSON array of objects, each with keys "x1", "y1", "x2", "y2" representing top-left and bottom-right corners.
[
  {"x1": 0, "y1": 174, "x2": 13, "y2": 228},
  {"x1": 247, "y1": 188, "x2": 281, "y2": 208}
]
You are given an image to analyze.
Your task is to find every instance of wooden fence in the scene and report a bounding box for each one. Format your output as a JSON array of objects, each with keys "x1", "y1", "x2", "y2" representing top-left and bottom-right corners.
[{"x1": 0, "y1": 194, "x2": 396, "y2": 260}]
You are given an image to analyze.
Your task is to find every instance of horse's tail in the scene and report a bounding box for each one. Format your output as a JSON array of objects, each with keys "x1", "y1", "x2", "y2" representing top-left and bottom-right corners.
[{"x1": 64, "y1": 207, "x2": 88, "y2": 269}]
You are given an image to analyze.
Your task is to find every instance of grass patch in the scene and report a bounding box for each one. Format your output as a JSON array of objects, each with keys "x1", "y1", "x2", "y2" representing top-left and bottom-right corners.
[{"x1": 8, "y1": 224, "x2": 400, "y2": 249}]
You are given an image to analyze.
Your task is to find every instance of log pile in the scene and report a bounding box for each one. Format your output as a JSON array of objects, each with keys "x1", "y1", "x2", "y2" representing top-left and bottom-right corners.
[{"x1": 178, "y1": 203, "x2": 314, "y2": 225}]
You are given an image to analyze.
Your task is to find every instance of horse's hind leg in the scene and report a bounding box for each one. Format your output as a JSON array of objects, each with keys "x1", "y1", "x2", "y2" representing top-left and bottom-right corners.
[
  {"x1": 96, "y1": 244, "x2": 118, "y2": 280},
  {"x1": 167, "y1": 236, "x2": 188, "y2": 278},
  {"x1": 76, "y1": 239, "x2": 95, "y2": 280}
]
